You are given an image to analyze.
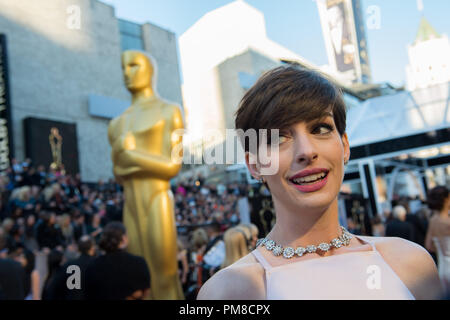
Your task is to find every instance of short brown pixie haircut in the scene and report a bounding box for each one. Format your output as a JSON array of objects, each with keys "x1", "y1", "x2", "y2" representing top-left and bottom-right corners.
[{"x1": 235, "y1": 65, "x2": 347, "y2": 153}]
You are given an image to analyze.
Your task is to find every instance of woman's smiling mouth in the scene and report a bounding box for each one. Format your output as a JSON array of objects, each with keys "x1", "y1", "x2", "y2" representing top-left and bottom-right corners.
[{"x1": 288, "y1": 168, "x2": 329, "y2": 192}]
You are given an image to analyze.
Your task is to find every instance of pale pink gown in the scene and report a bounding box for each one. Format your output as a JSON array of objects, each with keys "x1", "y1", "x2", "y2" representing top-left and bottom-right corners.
[{"x1": 251, "y1": 235, "x2": 415, "y2": 300}]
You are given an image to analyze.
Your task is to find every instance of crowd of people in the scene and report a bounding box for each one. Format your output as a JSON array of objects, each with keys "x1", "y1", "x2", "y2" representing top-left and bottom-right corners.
[
  {"x1": 0, "y1": 158, "x2": 449, "y2": 299},
  {"x1": 173, "y1": 176, "x2": 248, "y2": 228},
  {"x1": 365, "y1": 187, "x2": 450, "y2": 268},
  {"x1": 0, "y1": 159, "x2": 255, "y2": 300},
  {"x1": 0, "y1": 159, "x2": 127, "y2": 299}
]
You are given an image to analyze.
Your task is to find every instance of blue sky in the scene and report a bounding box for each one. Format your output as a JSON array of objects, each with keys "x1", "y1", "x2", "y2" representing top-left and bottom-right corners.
[{"x1": 101, "y1": 0, "x2": 450, "y2": 87}]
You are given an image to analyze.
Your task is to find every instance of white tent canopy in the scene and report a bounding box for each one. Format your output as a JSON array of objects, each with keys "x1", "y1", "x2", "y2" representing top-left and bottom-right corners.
[{"x1": 347, "y1": 82, "x2": 450, "y2": 148}]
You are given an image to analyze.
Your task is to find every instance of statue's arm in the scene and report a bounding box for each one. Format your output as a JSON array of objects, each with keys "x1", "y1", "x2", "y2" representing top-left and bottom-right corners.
[
  {"x1": 108, "y1": 121, "x2": 127, "y2": 156},
  {"x1": 108, "y1": 120, "x2": 127, "y2": 183},
  {"x1": 114, "y1": 106, "x2": 185, "y2": 180},
  {"x1": 113, "y1": 164, "x2": 142, "y2": 177}
]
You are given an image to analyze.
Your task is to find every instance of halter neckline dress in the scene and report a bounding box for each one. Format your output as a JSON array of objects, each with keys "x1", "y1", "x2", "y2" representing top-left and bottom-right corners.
[{"x1": 251, "y1": 235, "x2": 415, "y2": 300}]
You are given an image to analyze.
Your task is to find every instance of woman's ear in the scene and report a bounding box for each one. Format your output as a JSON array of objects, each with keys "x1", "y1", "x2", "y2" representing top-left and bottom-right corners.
[
  {"x1": 342, "y1": 133, "x2": 350, "y2": 163},
  {"x1": 245, "y1": 152, "x2": 262, "y2": 180}
]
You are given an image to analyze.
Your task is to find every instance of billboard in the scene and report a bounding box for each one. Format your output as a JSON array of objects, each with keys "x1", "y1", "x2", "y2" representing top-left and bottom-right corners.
[
  {"x1": 317, "y1": 0, "x2": 371, "y2": 83},
  {"x1": 352, "y1": 0, "x2": 371, "y2": 83}
]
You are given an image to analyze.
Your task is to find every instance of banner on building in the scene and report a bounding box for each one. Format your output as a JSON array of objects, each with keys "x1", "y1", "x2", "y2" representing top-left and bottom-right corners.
[
  {"x1": 24, "y1": 117, "x2": 80, "y2": 176},
  {"x1": 317, "y1": 0, "x2": 371, "y2": 83},
  {"x1": 0, "y1": 34, "x2": 13, "y2": 173}
]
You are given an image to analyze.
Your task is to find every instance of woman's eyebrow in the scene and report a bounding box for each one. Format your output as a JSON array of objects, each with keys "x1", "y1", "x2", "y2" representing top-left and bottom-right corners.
[{"x1": 310, "y1": 112, "x2": 333, "y2": 122}]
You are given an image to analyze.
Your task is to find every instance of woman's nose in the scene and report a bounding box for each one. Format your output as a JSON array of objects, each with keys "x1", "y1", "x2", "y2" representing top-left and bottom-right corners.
[{"x1": 294, "y1": 135, "x2": 318, "y2": 164}]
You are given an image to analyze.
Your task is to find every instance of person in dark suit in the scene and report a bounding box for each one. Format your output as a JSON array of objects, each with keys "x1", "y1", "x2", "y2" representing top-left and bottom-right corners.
[
  {"x1": 35, "y1": 211, "x2": 64, "y2": 250},
  {"x1": 72, "y1": 211, "x2": 87, "y2": 242},
  {"x1": 385, "y1": 205, "x2": 415, "y2": 241},
  {"x1": 0, "y1": 228, "x2": 26, "y2": 300},
  {"x1": 41, "y1": 249, "x2": 64, "y2": 300},
  {"x1": 85, "y1": 222, "x2": 150, "y2": 300},
  {"x1": 406, "y1": 207, "x2": 429, "y2": 247},
  {"x1": 49, "y1": 235, "x2": 96, "y2": 300}
]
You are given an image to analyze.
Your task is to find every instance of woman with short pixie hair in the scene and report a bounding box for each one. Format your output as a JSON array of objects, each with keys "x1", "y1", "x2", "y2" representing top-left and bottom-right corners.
[{"x1": 198, "y1": 66, "x2": 442, "y2": 300}]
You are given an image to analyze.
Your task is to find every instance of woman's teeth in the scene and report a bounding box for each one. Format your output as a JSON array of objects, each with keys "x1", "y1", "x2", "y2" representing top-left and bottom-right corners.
[{"x1": 291, "y1": 172, "x2": 327, "y2": 185}]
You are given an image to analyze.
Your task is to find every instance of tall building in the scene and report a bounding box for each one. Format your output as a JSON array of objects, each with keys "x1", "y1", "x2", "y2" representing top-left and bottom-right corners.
[
  {"x1": 0, "y1": 0, "x2": 182, "y2": 181},
  {"x1": 179, "y1": 0, "x2": 316, "y2": 154},
  {"x1": 316, "y1": 0, "x2": 372, "y2": 85},
  {"x1": 405, "y1": 16, "x2": 450, "y2": 91}
]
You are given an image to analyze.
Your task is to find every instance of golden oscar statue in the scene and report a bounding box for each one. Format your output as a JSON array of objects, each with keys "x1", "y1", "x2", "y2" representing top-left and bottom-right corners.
[
  {"x1": 108, "y1": 50, "x2": 184, "y2": 300},
  {"x1": 49, "y1": 127, "x2": 64, "y2": 173}
]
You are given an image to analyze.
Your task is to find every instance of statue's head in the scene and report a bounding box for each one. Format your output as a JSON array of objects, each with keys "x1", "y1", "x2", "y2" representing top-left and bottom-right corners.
[{"x1": 121, "y1": 50, "x2": 154, "y2": 93}]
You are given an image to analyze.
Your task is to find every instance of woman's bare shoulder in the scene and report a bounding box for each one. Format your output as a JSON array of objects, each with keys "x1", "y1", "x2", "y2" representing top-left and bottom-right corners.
[
  {"x1": 197, "y1": 252, "x2": 266, "y2": 300},
  {"x1": 359, "y1": 235, "x2": 435, "y2": 267},
  {"x1": 359, "y1": 235, "x2": 443, "y2": 299},
  {"x1": 359, "y1": 235, "x2": 430, "y2": 256}
]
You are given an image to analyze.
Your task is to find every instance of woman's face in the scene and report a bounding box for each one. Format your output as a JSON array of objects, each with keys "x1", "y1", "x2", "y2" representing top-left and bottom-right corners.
[
  {"x1": 248, "y1": 113, "x2": 349, "y2": 214},
  {"x1": 27, "y1": 215, "x2": 35, "y2": 226}
]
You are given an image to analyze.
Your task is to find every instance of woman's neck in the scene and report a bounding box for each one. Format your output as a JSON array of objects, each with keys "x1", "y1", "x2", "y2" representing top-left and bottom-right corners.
[{"x1": 267, "y1": 198, "x2": 342, "y2": 248}]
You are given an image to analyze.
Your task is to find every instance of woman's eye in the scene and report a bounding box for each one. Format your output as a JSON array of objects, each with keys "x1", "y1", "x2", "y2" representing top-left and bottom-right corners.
[
  {"x1": 313, "y1": 123, "x2": 334, "y2": 135},
  {"x1": 279, "y1": 135, "x2": 289, "y2": 144},
  {"x1": 267, "y1": 134, "x2": 289, "y2": 145}
]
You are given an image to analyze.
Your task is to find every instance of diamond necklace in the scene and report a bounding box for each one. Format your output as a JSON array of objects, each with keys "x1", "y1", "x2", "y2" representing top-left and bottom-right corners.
[{"x1": 256, "y1": 226, "x2": 353, "y2": 259}]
